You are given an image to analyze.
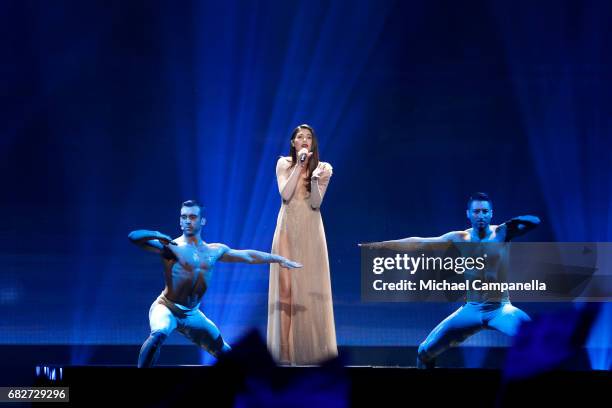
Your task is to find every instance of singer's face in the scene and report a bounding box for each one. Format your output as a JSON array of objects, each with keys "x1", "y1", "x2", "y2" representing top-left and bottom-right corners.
[{"x1": 293, "y1": 129, "x2": 313, "y2": 152}]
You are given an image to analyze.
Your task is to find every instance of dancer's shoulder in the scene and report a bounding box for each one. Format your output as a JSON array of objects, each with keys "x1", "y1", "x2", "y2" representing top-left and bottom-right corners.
[
  {"x1": 450, "y1": 230, "x2": 471, "y2": 242},
  {"x1": 207, "y1": 242, "x2": 230, "y2": 253}
]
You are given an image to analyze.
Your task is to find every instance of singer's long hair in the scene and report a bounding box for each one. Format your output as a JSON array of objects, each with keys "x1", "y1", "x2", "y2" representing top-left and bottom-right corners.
[{"x1": 288, "y1": 124, "x2": 320, "y2": 193}]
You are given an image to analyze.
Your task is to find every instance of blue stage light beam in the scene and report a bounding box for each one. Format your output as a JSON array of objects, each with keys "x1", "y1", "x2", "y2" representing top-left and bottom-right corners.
[{"x1": 492, "y1": 1, "x2": 612, "y2": 369}]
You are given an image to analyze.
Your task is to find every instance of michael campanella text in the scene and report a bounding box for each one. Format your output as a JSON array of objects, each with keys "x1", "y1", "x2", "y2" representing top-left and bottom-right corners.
[{"x1": 372, "y1": 279, "x2": 547, "y2": 292}]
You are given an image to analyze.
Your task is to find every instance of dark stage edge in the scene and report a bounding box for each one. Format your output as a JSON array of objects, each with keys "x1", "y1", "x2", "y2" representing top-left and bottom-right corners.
[
  {"x1": 30, "y1": 365, "x2": 609, "y2": 407},
  {"x1": 0, "y1": 345, "x2": 510, "y2": 387},
  {"x1": 1, "y1": 344, "x2": 598, "y2": 384}
]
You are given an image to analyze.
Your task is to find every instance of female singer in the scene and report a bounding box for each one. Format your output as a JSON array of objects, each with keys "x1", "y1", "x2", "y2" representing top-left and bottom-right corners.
[{"x1": 267, "y1": 124, "x2": 337, "y2": 364}]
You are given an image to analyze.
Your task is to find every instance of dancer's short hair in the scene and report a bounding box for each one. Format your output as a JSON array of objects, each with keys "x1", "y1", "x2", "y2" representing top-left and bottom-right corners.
[
  {"x1": 467, "y1": 192, "x2": 492, "y2": 209},
  {"x1": 181, "y1": 200, "x2": 205, "y2": 216}
]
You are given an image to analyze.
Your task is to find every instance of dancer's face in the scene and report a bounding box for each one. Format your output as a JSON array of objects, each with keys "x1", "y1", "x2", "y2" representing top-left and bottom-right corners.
[
  {"x1": 467, "y1": 200, "x2": 493, "y2": 231},
  {"x1": 292, "y1": 129, "x2": 313, "y2": 152},
  {"x1": 180, "y1": 206, "x2": 206, "y2": 236}
]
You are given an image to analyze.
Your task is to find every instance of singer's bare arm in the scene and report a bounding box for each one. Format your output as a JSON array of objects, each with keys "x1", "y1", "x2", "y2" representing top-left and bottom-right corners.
[
  {"x1": 309, "y1": 162, "x2": 333, "y2": 209},
  {"x1": 277, "y1": 157, "x2": 304, "y2": 202}
]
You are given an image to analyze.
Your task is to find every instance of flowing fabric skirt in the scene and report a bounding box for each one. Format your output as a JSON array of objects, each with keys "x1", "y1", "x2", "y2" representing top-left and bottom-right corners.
[{"x1": 267, "y1": 197, "x2": 337, "y2": 364}]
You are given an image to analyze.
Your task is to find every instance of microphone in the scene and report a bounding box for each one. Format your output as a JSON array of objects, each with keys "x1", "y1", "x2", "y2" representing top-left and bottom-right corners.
[{"x1": 299, "y1": 152, "x2": 307, "y2": 163}]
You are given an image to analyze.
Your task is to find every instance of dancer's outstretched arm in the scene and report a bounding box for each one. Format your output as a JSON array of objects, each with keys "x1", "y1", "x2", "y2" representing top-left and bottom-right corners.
[
  {"x1": 498, "y1": 215, "x2": 541, "y2": 241},
  {"x1": 218, "y1": 244, "x2": 302, "y2": 269},
  {"x1": 128, "y1": 229, "x2": 177, "y2": 256},
  {"x1": 359, "y1": 231, "x2": 462, "y2": 251}
]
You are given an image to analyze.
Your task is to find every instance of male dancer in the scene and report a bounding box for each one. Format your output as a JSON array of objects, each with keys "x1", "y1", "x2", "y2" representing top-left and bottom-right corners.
[
  {"x1": 129, "y1": 200, "x2": 302, "y2": 367},
  {"x1": 361, "y1": 192, "x2": 540, "y2": 368}
]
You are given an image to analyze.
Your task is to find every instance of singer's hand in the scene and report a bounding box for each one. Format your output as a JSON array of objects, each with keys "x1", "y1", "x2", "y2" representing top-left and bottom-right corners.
[
  {"x1": 297, "y1": 148, "x2": 313, "y2": 169},
  {"x1": 312, "y1": 163, "x2": 331, "y2": 180}
]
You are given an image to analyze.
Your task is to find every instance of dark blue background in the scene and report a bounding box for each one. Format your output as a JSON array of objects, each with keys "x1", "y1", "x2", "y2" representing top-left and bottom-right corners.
[{"x1": 1, "y1": 0, "x2": 610, "y2": 368}]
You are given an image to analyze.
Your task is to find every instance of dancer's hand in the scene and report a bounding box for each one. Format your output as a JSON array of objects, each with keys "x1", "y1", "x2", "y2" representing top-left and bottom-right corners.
[
  {"x1": 279, "y1": 258, "x2": 302, "y2": 269},
  {"x1": 358, "y1": 242, "x2": 384, "y2": 249}
]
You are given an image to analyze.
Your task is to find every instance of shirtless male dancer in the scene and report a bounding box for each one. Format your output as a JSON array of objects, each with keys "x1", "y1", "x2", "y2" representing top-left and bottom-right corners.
[
  {"x1": 361, "y1": 192, "x2": 540, "y2": 368},
  {"x1": 129, "y1": 200, "x2": 302, "y2": 367}
]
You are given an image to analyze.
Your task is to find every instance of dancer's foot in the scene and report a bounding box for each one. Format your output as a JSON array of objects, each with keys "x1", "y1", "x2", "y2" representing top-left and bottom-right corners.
[{"x1": 416, "y1": 354, "x2": 435, "y2": 369}]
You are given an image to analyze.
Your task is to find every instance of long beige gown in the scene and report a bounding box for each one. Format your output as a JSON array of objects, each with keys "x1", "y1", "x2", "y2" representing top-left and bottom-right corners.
[{"x1": 267, "y1": 157, "x2": 338, "y2": 364}]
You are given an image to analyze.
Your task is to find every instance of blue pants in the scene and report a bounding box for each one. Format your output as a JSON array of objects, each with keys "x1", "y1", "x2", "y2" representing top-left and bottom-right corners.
[
  {"x1": 417, "y1": 302, "x2": 530, "y2": 365},
  {"x1": 148, "y1": 293, "x2": 232, "y2": 354},
  {"x1": 138, "y1": 294, "x2": 231, "y2": 367}
]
